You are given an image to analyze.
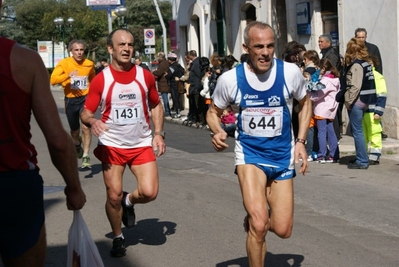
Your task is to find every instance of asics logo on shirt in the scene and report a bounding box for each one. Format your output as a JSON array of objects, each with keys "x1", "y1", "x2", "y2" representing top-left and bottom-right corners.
[
  {"x1": 243, "y1": 94, "x2": 258, "y2": 100},
  {"x1": 119, "y1": 93, "x2": 136, "y2": 100}
]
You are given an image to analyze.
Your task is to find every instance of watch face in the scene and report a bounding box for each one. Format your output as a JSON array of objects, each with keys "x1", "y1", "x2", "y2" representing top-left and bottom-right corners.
[{"x1": 155, "y1": 131, "x2": 165, "y2": 138}]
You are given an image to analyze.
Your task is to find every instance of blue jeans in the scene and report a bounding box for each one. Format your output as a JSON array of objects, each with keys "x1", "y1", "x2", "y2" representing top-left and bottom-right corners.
[
  {"x1": 348, "y1": 105, "x2": 369, "y2": 166},
  {"x1": 306, "y1": 126, "x2": 314, "y2": 156},
  {"x1": 161, "y1": 92, "x2": 171, "y2": 116},
  {"x1": 221, "y1": 123, "x2": 236, "y2": 137},
  {"x1": 316, "y1": 119, "x2": 339, "y2": 159}
]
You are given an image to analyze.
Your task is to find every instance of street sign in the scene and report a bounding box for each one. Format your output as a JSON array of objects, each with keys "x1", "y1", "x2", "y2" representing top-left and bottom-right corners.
[
  {"x1": 87, "y1": 0, "x2": 122, "y2": 10},
  {"x1": 145, "y1": 47, "x2": 156, "y2": 54},
  {"x1": 144, "y1": 28, "x2": 155, "y2": 46}
]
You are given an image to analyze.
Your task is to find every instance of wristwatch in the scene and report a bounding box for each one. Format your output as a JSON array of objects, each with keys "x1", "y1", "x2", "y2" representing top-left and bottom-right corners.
[
  {"x1": 295, "y1": 138, "x2": 307, "y2": 145},
  {"x1": 154, "y1": 131, "x2": 166, "y2": 139}
]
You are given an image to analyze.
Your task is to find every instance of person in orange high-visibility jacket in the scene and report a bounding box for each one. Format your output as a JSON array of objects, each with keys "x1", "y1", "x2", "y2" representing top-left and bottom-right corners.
[{"x1": 362, "y1": 56, "x2": 387, "y2": 165}]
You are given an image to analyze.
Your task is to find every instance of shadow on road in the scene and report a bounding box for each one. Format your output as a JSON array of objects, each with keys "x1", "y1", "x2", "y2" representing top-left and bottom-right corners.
[
  {"x1": 78, "y1": 163, "x2": 102, "y2": 179},
  {"x1": 216, "y1": 252, "x2": 304, "y2": 267},
  {"x1": 40, "y1": 218, "x2": 177, "y2": 267},
  {"x1": 105, "y1": 218, "x2": 177, "y2": 247},
  {"x1": 338, "y1": 155, "x2": 356, "y2": 165}
]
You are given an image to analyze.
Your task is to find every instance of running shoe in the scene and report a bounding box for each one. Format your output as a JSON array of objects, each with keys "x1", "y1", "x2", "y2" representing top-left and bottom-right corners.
[
  {"x1": 347, "y1": 162, "x2": 369, "y2": 169},
  {"x1": 75, "y1": 136, "x2": 83, "y2": 159},
  {"x1": 121, "y1": 191, "x2": 136, "y2": 228},
  {"x1": 316, "y1": 156, "x2": 326, "y2": 163},
  {"x1": 110, "y1": 237, "x2": 126, "y2": 257},
  {"x1": 300, "y1": 155, "x2": 313, "y2": 162},
  {"x1": 172, "y1": 113, "x2": 181, "y2": 119},
  {"x1": 81, "y1": 156, "x2": 91, "y2": 169},
  {"x1": 325, "y1": 156, "x2": 338, "y2": 163}
]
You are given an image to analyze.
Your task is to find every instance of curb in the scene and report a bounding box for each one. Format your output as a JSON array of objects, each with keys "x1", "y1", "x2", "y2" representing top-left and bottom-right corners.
[{"x1": 164, "y1": 117, "x2": 399, "y2": 156}]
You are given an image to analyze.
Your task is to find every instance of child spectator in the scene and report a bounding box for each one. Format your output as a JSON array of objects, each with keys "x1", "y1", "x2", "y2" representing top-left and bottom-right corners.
[
  {"x1": 200, "y1": 67, "x2": 212, "y2": 108},
  {"x1": 220, "y1": 106, "x2": 236, "y2": 137},
  {"x1": 302, "y1": 50, "x2": 320, "y2": 161},
  {"x1": 304, "y1": 116, "x2": 316, "y2": 162},
  {"x1": 309, "y1": 58, "x2": 340, "y2": 163},
  {"x1": 303, "y1": 50, "x2": 320, "y2": 78},
  {"x1": 303, "y1": 50, "x2": 326, "y2": 91}
]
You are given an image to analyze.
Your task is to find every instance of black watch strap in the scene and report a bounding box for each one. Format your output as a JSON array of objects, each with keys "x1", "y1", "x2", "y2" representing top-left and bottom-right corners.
[{"x1": 295, "y1": 138, "x2": 307, "y2": 145}]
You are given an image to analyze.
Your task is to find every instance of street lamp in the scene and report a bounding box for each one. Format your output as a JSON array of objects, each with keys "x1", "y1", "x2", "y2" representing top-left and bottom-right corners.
[
  {"x1": 114, "y1": 6, "x2": 127, "y2": 28},
  {"x1": 53, "y1": 16, "x2": 74, "y2": 58}
]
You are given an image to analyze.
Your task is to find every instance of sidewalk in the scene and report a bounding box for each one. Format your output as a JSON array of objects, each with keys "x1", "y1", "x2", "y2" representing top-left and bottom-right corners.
[
  {"x1": 51, "y1": 85, "x2": 399, "y2": 157},
  {"x1": 338, "y1": 134, "x2": 399, "y2": 155},
  {"x1": 164, "y1": 109, "x2": 399, "y2": 156}
]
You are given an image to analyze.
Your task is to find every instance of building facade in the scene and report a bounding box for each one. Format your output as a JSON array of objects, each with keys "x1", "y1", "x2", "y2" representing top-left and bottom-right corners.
[{"x1": 171, "y1": 0, "x2": 399, "y2": 139}]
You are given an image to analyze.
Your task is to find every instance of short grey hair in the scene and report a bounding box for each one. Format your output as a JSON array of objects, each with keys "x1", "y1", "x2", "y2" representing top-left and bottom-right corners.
[
  {"x1": 68, "y1": 39, "x2": 86, "y2": 51},
  {"x1": 319, "y1": 34, "x2": 332, "y2": 44},
  {"x1": 244, "y1": 21, "x2": 274, "y2": 45}
]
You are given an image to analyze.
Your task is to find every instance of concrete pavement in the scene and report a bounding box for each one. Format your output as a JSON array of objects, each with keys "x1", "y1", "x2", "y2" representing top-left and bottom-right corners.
[
  {"x1": 3, "y1": 86, "x2": 395, "y2": 267},
  {"x1": 51, "y1": 83, "x2": 399, "y2": 157},
  {"x1": 164, "y1": 113, "x2": 399, "y2": 158}
]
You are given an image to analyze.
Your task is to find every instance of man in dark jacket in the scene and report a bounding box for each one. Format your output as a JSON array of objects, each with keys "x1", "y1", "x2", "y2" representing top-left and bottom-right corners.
[
  {"x1": 165, "y1": 52, "x2": 184, "y2": 118},
  {"x1": 134, "y1": 57, "x2": 150, "y2": 71},
  {"x1": 187, "y1": 50, "x2": 204, "y2": 125},
  {"x1": 354, "y1": 27, "x2": 383, "y2": 74},
  {"x1": 318, "y1": 34, "x2": 340, "y2": 70},
  {"x1": 153, "y1": 52, "x2": 171, "y2": 117}
]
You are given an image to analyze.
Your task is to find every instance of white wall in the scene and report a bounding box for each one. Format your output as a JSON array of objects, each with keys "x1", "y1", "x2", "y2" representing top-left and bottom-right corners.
[
  {"x1": 173, "y1": 0, "x2": 399, "y2": 137},
  {"x1": 339, "y1": 0, "x2": 399, "y2": 137}
]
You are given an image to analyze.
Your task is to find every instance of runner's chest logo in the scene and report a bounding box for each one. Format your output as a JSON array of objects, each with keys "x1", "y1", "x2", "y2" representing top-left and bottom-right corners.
[
  {"x1": 268, "y1": 95, "x2": 281, "y2": 106},
  {"x1": 243, "y1": 94, "x2": 264, "y2": 106}
]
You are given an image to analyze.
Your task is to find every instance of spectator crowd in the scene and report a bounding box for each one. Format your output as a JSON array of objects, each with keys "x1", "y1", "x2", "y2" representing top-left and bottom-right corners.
[{"x1": 151, "y1": 28, "x2": 386, "y2": 170}]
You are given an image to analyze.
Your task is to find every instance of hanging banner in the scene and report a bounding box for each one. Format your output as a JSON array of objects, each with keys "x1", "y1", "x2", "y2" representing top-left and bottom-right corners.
[
  {"x1": 169, "y1": 20, "x2": 177, "y2": 50},
  {"x1": 37, "y1": 40, "x2": 65, "y2": 68}
]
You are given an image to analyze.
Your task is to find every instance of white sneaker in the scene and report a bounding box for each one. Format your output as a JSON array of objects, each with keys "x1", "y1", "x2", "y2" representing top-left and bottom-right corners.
[{"x1": 299, "y1": 156, "x2": 313, "y2": 162}]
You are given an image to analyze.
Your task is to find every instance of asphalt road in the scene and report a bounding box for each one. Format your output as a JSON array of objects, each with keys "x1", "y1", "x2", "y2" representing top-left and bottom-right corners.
[{"x1": 2, "y1": 89, "x2": 398, "y2": 267}]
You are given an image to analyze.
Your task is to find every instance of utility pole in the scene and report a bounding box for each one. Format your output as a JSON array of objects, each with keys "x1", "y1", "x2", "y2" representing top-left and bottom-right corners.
[{"x1": 153, "y1": 0, "x2": 167, "y2": 54}]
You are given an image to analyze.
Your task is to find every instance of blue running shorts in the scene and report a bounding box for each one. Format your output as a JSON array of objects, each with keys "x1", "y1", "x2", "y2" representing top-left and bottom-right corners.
[{"x1": 235, "y1": 164, "x2": 296, "y2": 181}]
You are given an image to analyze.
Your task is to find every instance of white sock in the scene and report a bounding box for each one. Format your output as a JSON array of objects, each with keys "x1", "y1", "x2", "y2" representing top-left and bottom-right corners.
[
  {"x1": 125, "y1": 193, "x2": 133, "y2": 207},
  {"x1": 114, "y1": 233, "x2": 124, "y2": 239},
  {"x1": 83, "y1": 153, "x2": 88, "y2": 158}
]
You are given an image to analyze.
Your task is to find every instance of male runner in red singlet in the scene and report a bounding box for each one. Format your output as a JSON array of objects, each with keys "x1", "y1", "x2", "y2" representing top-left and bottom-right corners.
[
  {"x1": 81, "y1": 28, "x2": 166, "y2": 258},
  {"x1": 0, "y1": 0, "x2": 86, "y2": 264}
]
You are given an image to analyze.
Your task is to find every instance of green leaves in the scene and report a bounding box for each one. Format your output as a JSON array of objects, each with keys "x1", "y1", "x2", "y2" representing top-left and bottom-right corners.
[
  {"x1": 2, "y1": 0, "x2": 171, "y2": 61},
  {"x1": 125, "y1": 0, "x2": 172, "y2": 55}
]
